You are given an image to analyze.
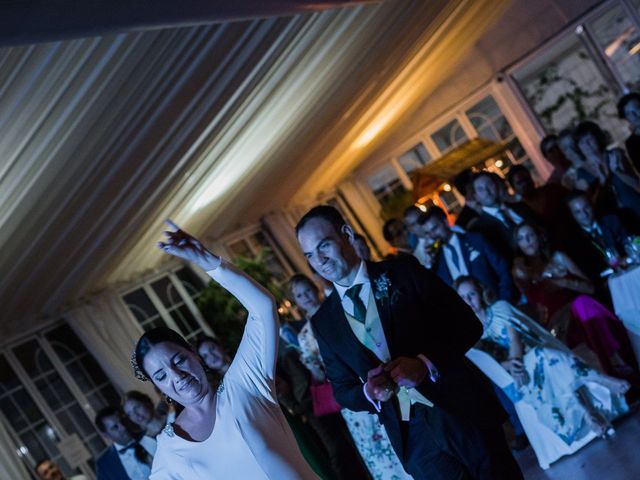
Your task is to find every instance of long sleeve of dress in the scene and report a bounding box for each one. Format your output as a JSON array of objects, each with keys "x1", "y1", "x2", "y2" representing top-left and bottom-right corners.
[{"x1": 206, "y1": 260, "x2": 279, "y2": 397}]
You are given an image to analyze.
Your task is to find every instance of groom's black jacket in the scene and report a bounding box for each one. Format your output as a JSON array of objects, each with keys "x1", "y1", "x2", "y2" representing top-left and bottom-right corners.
[{"x1": 311, "y1": 255, "x2": 506, "y2": 460}]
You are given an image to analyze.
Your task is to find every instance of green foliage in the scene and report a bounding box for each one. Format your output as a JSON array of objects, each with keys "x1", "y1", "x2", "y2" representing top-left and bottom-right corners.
[
  {"x1": 379, "y1": 189, "x2": 414, "y2": 222},
  {"x1": 195, "y1": 249, "x2": 287, "y2": 355}
]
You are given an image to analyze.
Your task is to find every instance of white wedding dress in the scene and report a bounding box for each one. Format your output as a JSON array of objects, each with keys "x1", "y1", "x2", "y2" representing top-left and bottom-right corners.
[{"x1": 150, "y1": 261, "x2": 319, "y2": 480}]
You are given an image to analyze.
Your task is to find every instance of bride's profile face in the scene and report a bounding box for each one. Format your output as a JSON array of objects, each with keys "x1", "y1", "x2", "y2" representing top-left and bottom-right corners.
[{"x1": 143, "y1": 342, "x2": 210, "y2": 405}]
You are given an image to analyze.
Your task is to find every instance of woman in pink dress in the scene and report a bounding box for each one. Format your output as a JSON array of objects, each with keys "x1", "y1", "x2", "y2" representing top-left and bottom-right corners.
[{"x1": 512, "y1": 222, "x2": 637, "y2": 378}]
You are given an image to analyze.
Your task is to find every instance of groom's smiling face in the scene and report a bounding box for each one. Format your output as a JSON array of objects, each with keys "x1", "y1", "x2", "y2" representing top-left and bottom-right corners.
[{"x1": 298, "y1": 217, "x2": 359, "y2": 286}]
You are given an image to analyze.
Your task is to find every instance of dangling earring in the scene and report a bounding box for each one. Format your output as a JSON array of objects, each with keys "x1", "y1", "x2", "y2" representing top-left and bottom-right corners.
[{"x1": 165, "y1": 395, "x2": 173, "y2": 405}]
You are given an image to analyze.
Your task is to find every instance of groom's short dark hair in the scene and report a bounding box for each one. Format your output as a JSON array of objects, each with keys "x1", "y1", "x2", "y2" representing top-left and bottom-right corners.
[{"x1": 296, "y1": 205, "x2": 346, "y2": 236}]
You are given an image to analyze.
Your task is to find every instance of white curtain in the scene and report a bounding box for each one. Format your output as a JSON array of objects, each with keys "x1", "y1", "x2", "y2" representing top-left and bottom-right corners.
[
  {"x1": 66, "y1": 291, "x2": 156, "y2": 398},
  {"x1": 0, "y1": 420, "x2": 30, "y2": 480}
]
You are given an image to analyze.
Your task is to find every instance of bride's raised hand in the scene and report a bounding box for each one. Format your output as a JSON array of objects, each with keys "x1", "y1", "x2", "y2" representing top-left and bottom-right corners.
[{"x1": 157, "y1": 220, "x2": 221, "y2": 271}]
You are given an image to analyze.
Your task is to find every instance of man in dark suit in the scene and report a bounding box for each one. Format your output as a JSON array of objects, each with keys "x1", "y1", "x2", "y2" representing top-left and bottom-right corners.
[
  {"x1": 419, "y1": 206, "x2": 516, "y2": 302},
  {"x1": 95, "y1": 406, "x2": 156, "y2": 480},
  {"x1": 452, "y1": 168, "x2": 480, "y2": 230},
  {"x1": 382, "y1": 218, "x2": 414, "y2": 258},
  {"x1": 296, "y1": 205, "x2": 522, "y2": 480},
  {"x1": 468, "y1": 171, "x2": 543, "y2": 257},
  {"x1": 566, "y1": 190, "x2": 632, "y2": 283}
]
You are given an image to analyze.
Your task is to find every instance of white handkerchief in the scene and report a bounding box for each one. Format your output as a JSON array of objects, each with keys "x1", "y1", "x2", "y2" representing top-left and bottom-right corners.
[{"x1": 469, "y1": 249, "x2": 480, "y2": 261}]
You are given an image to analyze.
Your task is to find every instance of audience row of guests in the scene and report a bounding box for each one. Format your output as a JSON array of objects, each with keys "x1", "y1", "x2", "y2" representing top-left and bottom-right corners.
[{"x1": 373, "y1": 111, "x2": 640, "y2": 469}]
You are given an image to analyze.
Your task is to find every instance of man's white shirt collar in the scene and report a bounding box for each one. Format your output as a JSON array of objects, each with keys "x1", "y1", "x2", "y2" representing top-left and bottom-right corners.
[{"x1": 334, "y1": 261, "x2": 369, "y2": 300}]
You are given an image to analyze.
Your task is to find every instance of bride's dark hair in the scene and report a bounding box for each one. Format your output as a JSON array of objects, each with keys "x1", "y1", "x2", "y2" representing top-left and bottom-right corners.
[{"x1": 132, "y1": 327, "x2": 192, "y2": 382}]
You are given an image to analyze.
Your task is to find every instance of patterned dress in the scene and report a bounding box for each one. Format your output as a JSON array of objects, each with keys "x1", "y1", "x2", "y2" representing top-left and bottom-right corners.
[
  {"x1": 476, "y1": 301, "x2": 628, "y2": 445},
  {"x1": 297, "y1": 321, "x2": 412, "y2": 480}
]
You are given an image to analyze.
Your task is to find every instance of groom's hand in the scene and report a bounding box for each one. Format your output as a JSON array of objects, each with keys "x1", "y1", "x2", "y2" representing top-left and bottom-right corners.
[
  {"x1": 365, "y1": 365, "x2": 397, "y2": 402},
  {"x1": 384, "y1": 357, "x2": 428, "y2": 388}
]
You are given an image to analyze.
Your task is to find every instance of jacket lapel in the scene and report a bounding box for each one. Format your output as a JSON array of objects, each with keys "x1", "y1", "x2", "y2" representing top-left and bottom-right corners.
[
  {"x1": 322, "y1": 291, "x2": 378, "y2": 371},
  {"x1": 366, "y1": 261, "x2": 395, "y2": 355}
]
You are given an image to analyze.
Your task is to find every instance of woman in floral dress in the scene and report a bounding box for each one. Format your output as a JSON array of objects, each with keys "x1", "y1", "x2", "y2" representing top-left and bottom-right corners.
[
  {"x1": 455, "y1": 275, "x2": 629, "y2": 468},
  {"x1": 289, "y1": 274, "x2": 412, "y2": 480}
]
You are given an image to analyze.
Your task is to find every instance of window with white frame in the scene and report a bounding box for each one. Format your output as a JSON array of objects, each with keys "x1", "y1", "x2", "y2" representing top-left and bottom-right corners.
[
  {"x1": 430, "y1": 119, "x2": 469, "y2": 154},
  {"x1": 363, "y1": 91, "x2": 535, "y2": 212},
  {"x1": 397, "y1": 143, "x2": 432, "y2": 173},
  {"x1": 226, "y1": 228, "x2": 293, "y2": 283},
  {"x1": 511, "y1": 1, "x2": 640, "y2": 143},
  {"x1": 1, "y1": 322, "x2": 121, "y2": 478},
  {"x1": 367, "y1": 163, "x2": 407, "y2": 204},
  {"x1": 123, "y1": 266, "x2": 209, "y2": 343},
  {"x1": 590, "y1": 3, "x2": 640, "y2": 92},
  {"x1": 464, "y1": 95, "x2": 538, "y2": 181}
]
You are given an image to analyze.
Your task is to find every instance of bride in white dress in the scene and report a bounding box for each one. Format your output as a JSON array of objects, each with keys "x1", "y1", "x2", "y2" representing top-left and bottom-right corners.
[{"x1": 132, "y1": 221, "x2": 319, "y2": 480}]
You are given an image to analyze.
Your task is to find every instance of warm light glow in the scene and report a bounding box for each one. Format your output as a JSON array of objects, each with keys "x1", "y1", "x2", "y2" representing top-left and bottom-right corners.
[
  {"x1": 605, "y1": 27, "x2": 635, "y2": 57},
  {"x1": 495, "y1": 159, "x2": 504, "y2": 168},
  {"x1": 284, "y1": 300, "x2": 292, "y2": 308},
  {"x1": 417, "y1": 203, "x2": 427, "y2": 212},
  {"x1": 443, "y1": 183, "x2": 451, "y2": 192},
  {"x1": 354, "y1": 103, "x2": 406, "y2": 148}
]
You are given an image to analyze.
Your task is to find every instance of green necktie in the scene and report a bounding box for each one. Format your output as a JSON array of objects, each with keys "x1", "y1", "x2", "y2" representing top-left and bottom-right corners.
[{"x1": 345, "y1": 284, "x2": 367, "y2": 324}]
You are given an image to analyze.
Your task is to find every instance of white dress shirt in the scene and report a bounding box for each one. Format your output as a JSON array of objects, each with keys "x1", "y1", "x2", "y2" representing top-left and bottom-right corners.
[{"x1": 114, "y1": 435, "x2": 157, "y2": 480}]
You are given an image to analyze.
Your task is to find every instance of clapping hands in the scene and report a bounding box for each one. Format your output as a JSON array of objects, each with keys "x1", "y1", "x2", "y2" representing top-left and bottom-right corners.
[
  {"x1": 365, "y1": 365, "x2": 398, "y2": 402},
  {"x1": 158, "y1": 220, "x2": 221, "y2": 271}
]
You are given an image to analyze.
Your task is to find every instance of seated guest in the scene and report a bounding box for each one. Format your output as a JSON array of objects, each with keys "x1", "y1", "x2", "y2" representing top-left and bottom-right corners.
[
  {"x1": 122, "y1": 391, "x2": 170, "y2": 438},
  {"x1": 455, "y1": 276, "x2": 629, "y2": 468},
  {"x1": 95, "y1": 406, "x2": 156, "y2": 480},
  {"x1": 196, "y1": 336, "x2": 231, "y2": 375},
  {"x1": 565, "y1": 190, "x2": 633, "y2": 283},
  {"x1": 468, "y1": 171, "x2": 542, "y2": 256},
  {"x1": 617, "y1": 91, "x2": 640, "y2": 172},
  {"x1": 353, "y1": 233, "x2": 372, "y2": 261},
  {"x1": 288, "y1": 274, "x2": 407, "y2": 480},
  {"x1": 452, "y1": 168, "x2": 480, "y2": 229},
  {"x1": 35, "y1": 459, "x2": 88, "y2": 480},
  {"x1": 574, "y1": 120, "x2": 640, "y2": 219},
  {"x1": 506, "y1": 165, "x2": 570, "y2": 249},
  {"x1": 419, "y1": 206, "x2": 516, "y2": 301},
  {"x1": 540, "y1": 135, "x2": 572, "y2": 185},
  {"x1": 512, "y1": 222, "x2": 637, "y2": 378},
  {"x1": 382, "y1": 218, "x2": 413, "y2": 257}
]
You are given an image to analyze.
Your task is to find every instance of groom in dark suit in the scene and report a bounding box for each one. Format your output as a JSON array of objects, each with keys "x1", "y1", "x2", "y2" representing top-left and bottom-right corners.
[
  {"x1": 296, "y1": 206, "x2": 522, "y2": 480},
  {"x1": 419, "y1": 206, "x2": 516, "y2": 302}
]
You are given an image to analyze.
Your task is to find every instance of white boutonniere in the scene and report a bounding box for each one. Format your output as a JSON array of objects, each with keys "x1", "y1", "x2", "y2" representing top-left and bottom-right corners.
[
  {"x1": 374, "y1": 273, "x2": 391, "y2": 300},
  {"x1": 374, "y1": 273, "x2": 401, "y2": 305},
  {"x1": 469, "y1": 249, "x2": 480, "y2": 261}
]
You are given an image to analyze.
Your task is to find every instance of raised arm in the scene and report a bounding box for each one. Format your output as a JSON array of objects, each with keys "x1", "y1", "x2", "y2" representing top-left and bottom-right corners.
[{"x1": 158, "y1": 221, "x2": 279, "y2": 384}]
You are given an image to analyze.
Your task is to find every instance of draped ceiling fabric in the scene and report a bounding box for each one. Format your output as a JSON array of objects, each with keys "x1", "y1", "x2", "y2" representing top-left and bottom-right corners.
[{"x1": 0, "y1": 0, "x2": 510, "y2": 337}]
